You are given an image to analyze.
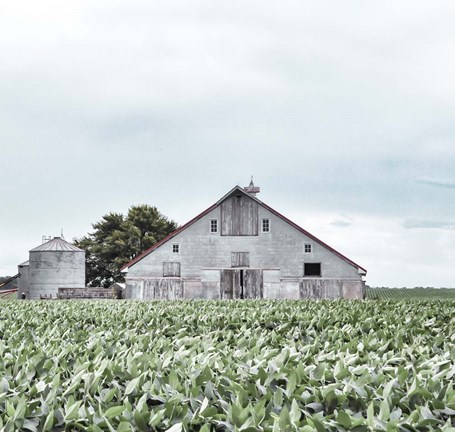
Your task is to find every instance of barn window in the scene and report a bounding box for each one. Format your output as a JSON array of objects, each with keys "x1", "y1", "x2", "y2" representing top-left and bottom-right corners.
[
  {"x1": 163, "y1": 262, "x2": 181, "y2": 277},
  {"x1": 304, "y1": 263, "x2": 321, "y2": 277},
  {"x1": 231, "y1": 252, "x2": 250, "y2": 267},
  {"x1": 172, "y1": 244, "x2": 180, "y2": 253},
  {"x1": 262, "y1": 219, "x2": 270, "y2": 232},
  {"x1": 210, "y1": 219, "x2": 218, "y2": 233},
  {"x1": 304, "y1": 243, "x2": 312, "y2": 253}
]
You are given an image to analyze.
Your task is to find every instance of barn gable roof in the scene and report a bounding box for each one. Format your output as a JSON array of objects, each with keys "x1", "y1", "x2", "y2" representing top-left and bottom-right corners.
[{"x1": 121, "y1": 186, "x2": 367, "y2": 273}]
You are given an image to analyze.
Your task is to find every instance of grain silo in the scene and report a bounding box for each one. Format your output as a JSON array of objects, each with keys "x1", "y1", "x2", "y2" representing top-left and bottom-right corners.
[
  {"x1": 17, "y1": 260, "x2": 30, "y2": 299},
  {"x1": 28, "y1": 237, "x2": 85, "y2": 299}
]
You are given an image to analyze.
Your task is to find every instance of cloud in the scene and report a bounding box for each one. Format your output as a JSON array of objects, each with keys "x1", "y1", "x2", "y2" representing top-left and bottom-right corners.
[
  {"x1": 330, "y1": 219, "x2": 352, "y2": 228},
  {"x1": 417, "y1": 178, "x2": 455, "y2": 190},
  {"x1": 1, "y1": 0, "x2": 455, "y2": 287},
  {"x1": 402, "y1": 219, "x2": 455, "y2": 230}
]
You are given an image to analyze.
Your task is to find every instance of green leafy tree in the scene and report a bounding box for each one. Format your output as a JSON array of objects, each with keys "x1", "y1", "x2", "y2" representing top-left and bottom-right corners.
[{"x1": 75, "y1": 205, "x2": 178, "y2": 287}]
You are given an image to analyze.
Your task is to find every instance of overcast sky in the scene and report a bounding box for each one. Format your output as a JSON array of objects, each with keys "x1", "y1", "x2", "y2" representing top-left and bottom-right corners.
[{"x1": 1, "y1": 0, "x2": 454, "y2": 287}]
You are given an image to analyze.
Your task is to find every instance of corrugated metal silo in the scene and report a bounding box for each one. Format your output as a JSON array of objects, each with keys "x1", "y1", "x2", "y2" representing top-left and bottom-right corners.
[
  {"x1": 28, "y1": 237, "x2": 85, "y2": 299},
  {"x1": 17, "y1": 260, "x2": 30, "y2": 299}
]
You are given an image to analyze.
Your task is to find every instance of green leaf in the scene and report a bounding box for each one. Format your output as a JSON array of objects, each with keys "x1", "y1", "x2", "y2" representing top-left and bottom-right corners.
[
  {"x1": 124, "y1": 376, "x2": 141, "y2": 396},
  {"x1": 379, "y1": 399, "x2": 390, "y2": 421},
  {"x1": 42, "y1": 411, "x2": 54, "y2": 432},
  {"x1": 149, "y1": 409, "x2": 166, "y2": 427},
  {"x1": 200, "y1": 397, "x2": 209, "y2": 414},
  {"x1": 64, "y1": 400, "x2": 82, "y2": 421},
  {"x1": 35, "y1": 381, "x2": 46, "y2": 394},
  {"x1": 87, "y1": 426, "x2": 104, "y2": 432},
  {"x1": 290, "y1": 399, "x2": 300, "y2": 425},
  {"x1": 22, "y1": 419, "x2": 39, "y2": 432},
  {"x1": 279, "y1": 405, "x2": 291, "y2": 430},
  {"x1": 383, "y1": 380, "x2": 395, "y2": 400},
  {"x1": 6, "y1": 400, "x2": 15, "y2": 418},
  {"x1": 272, "y1": 418, "x2": 280, "y2": 432},
  {"x1": 104, "y1": 405, "x2": 125, "y2": 419},
  {"x1": 117, "y1": 422, "x2": 134, "y2": 432},
  {"x1": 337, "y1": 411, "x2": 351, "y2": 429},
  {"x1": 367, "y1": 402, "x2": 375, "y2": 427},
  {"x1": 13, "y1": 396, "x2": 27, "y2": 420},
  {"x1": 287, "y1": 374, "x2": 297, "y2": 396},
  {"x1": 309, "y1": 418, "x2": 327, "y2": 432},
  {"x1": 300, "y1": 427, "x2": 317, "y2": 432},
  {"x1": 133, "y1": 411, "x2": 149, "y2": 431},
  {"x1": 165, "y1": 423, "x2": 183, "y2": 432},
  {"x1": 0, "y1": 378, "x2": 9, "y2": 393}
]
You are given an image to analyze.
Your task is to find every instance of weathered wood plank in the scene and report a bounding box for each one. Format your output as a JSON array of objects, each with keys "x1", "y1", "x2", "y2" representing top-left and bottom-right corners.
[
  {"x1": 144, "y1": 280, "x2": 154, "y2": 299},
  {"x1": 299, "y1": 279, "x2": 343, "y2": 299},
  {"x1": 244, "y1": 269, "x2": 263, "y2": 298},
  {"x1": 231, "y1": 252, "x2": 249, "y2": 267},
  {"x1": 58, "y1": 287, "x2": 115, "y2": 299},
  {"x1": 163, "y1": 262, "x2": 181, "y2": 277},
  {"x1": 233, "y1": 271, "x2": 241, "y2": 299},
  {"x1": 221, "y1": 195, "x2": 258, "y2": 236},
  {"x1": 239, "y1": 197, "x2": 258, "y2": 236},
  {"x1": 221, "y1": 199, "x2": 234, "y2": 235},
  {"x1": 148, "y1": 278, "x2": 184, "y2": 300},
  {"x1": 220, "y1": 269, "x2": 241, "y2": 299},
  {"x1": 220, "y1": 269, "x2": 234, "y2": 299}
]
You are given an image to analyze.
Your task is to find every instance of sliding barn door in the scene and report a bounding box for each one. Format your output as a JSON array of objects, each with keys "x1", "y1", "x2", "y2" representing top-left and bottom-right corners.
[
  {"x1": 244, "y1": 269, "x2": 263, "y2": 299},
  {"x1": 220, "y1": 269, "x2": 241, "y2": 299},
  {"x1": 220, "y1": 269, "x2": 263, "y2": 299}
]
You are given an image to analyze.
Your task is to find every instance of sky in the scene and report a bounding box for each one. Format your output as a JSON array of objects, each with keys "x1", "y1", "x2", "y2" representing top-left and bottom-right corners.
[{"x1": 1, "y1": 0, "x2": 455, "y2": 287}]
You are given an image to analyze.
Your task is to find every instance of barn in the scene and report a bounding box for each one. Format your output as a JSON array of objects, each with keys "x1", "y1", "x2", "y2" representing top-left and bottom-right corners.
[{"x1": 122, "y1": 182, "x2": 367, "y2": 300}]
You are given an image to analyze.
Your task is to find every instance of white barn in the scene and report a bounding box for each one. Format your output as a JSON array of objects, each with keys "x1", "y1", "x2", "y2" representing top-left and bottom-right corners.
[{"x1": 122, "y1": 182, "x2": 366, "y2": 300}]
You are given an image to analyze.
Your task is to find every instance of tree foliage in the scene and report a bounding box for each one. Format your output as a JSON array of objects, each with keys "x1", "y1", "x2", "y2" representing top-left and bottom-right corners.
[{"x1": 74, "y1": 205, "x2": 178, "y2": 287}]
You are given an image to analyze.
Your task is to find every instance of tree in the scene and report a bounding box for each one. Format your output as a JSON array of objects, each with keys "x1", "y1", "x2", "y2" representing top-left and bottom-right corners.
[{"x1": 74, "y1": 205, "x2": 178, "y2": 287}]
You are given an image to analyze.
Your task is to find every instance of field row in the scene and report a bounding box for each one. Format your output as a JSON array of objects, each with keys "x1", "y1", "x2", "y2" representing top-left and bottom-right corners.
[{"x1": 366, "y1": 287, "x2": 455, "y2": 300}]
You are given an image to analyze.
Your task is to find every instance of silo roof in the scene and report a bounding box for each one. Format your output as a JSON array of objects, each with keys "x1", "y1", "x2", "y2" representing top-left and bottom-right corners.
[
  {"x1": 30, "y1": 237, "x2": 83, "y2": 252},
  {"x1": 18, "y1": 260, "x2": 30, "y2": 266}
]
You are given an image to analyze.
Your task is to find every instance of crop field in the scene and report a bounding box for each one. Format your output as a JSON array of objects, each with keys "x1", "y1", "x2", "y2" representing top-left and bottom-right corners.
[
  {"x1": 0, "y1": 300, "x2": 454, "y2": 431},
  {"x1": 0, "y1": 291, "x2": 17, "y2": 300},
  {"x1": 366, "y1": 288, "x2": 455, "y2": 300}
]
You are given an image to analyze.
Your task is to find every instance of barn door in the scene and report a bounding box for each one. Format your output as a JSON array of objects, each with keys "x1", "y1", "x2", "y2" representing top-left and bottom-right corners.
[
  {"x1": 244, "y1": 269, "x2": 263, "y2": 299},
  {"x1": 221, "y1": 269, "x2": 263, "y2": 299},
  {"x1": 220, "y1": 269, "x2": 241, "y2": 299}
]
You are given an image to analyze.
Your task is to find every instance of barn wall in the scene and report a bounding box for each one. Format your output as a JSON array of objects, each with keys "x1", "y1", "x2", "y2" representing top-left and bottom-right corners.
[
  {"x1": 125, "y1": 277, "x2": 365, "y2": 300},
  {"x1": 263, "y1": 270, "x2": 280, "y2": 299},
  {"x1": 342, "y1": 280, "x2": 366, "y2": 299},
  {"x1": 126, "y1": 280, "x2": 143, "y2": 299},
  {"x1": 126, "y1": 194, "x2": 363, "y2": 300},
  {"x1": 128, "y1": 206, "x2": 360, "y2": 279},
  {"x1": 300, "y1": 279, "x2": 342, "y2": 299},
  {"x1": 279, "y1": 280, "x2": 301, "y2": 299}
]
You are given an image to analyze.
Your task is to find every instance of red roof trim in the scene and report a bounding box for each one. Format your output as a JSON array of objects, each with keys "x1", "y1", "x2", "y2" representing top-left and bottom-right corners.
[
  {"x1": 121, "y1": 186, "x2": 367, "y2": 273},
  {"x1": 120, "y1": 202, "x2": 219, "y2": 271},
  {"x1": 259, "y1": 201, "x2": 367, "y2": 273}
]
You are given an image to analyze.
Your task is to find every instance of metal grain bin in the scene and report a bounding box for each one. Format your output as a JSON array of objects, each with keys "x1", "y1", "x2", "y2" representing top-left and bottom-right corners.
[{"x1": 28, "y1": 237, "x2": 85, "y2": 299}]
